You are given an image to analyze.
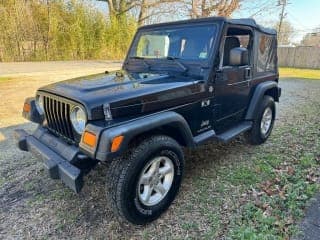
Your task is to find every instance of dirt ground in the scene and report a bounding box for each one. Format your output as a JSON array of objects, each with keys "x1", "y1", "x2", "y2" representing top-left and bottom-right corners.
[
  {"x1": 0, "y1": 61, "x2": 121, "y2": 128},
  {"x1": 0, "y1": 62, "x2": 319, "y2": 239}
]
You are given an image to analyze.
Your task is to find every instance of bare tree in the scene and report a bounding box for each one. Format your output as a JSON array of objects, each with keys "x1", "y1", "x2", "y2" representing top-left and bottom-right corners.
[
  {"x1": 97, "y1": 0, "x2": 135, "y2": 21},
  {"x1": 188, "y1": 0, "x2": 241, "y2": 18},
  {"x1": 137, "y1": 0, "x2": 183, "y2": 26},
  {"x1": 98, "y1": 0, "x2": 182, "y2": 25},
  {"x1": 273, "y1": 20, "x2": 294, "y2": 45},
  {"x1": 301, "y1": 27, "x2": 320, "y2": 47}
]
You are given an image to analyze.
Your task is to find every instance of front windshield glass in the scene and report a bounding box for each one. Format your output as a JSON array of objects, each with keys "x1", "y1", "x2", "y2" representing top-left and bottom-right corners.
[{"x1": 130, "y1": 24, "x2": 217, "y2": 61}]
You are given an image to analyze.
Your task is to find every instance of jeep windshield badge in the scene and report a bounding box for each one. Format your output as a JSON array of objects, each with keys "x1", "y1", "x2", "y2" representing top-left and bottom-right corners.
[{"x1": 15, "y1": 17, "x2": 280, "y2": 225}]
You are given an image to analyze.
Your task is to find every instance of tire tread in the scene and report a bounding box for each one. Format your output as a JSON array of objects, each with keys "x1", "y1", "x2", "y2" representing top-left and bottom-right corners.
[{"x1": 106, "y1": 135, "x2": 182, "y2": 223}]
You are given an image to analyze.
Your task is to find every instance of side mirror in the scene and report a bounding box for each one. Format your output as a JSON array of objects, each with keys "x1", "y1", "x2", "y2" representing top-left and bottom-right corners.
[{"x1": 229, "y1": 47, "x2": 248, "y2": 66}]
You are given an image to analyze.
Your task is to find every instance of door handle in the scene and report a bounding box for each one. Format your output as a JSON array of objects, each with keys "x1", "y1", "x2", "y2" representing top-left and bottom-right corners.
[
  {"x1": 245, "y1": 67, "x2": 251, "y2": 79},
  {"x1": 245, "y1": 67, "x2": 251, "y2": 87}
]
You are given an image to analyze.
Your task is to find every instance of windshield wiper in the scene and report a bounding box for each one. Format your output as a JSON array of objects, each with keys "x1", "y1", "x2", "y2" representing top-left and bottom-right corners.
[
  {"x1": 166, "y1": 56, "x2": 188, "y2": 73},
  {"x1": 129, "y1": 56, "x2": 150, "y2": 69}
]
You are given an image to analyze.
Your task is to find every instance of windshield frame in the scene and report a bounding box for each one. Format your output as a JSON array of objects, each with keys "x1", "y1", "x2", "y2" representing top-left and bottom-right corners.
[{"x1": 126, "y1": 22, "x2": 219, "y2": 66}]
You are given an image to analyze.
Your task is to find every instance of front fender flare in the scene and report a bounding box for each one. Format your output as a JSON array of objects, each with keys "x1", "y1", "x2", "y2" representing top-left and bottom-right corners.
[{"x1": 94, "y1": 111, "x2": 194, "y2": 161}]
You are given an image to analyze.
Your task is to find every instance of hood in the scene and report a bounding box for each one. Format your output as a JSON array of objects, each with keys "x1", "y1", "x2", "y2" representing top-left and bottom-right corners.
[{"x1": 38, "y1": 71, "x2": 206, "y2": 120}]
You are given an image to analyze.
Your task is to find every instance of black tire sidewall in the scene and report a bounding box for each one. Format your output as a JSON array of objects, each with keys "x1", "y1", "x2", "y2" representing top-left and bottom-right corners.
[
  {"x1": 258, "y1": 97, "x2": 275, "y2": 140},
  {"x1": 247, "y1": 96, "x2": 275, "y2": 145},
  {"x1": 121, "y1": 137, "x2": 183, "y2": 224}
]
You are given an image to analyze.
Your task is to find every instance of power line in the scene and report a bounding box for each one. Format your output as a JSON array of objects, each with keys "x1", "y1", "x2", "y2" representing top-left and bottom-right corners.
[
  {"x1": 286, "y1": 12, "x2": 320, "y2": 33},
  {"x1": 286, "y1": 11, "x2": 308, "y2": 29}
]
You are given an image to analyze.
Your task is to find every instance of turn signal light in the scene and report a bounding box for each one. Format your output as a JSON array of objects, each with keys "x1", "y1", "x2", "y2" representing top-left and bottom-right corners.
[
  {"x1": 23, "y1": 103, "x2": 31, "y2": 113},
  {"x1": 83, "y1": 131, "x2": 97, "y2": 147},
  {"x1": 111, "y1": 135, "x2": 124, "y2": 152}
]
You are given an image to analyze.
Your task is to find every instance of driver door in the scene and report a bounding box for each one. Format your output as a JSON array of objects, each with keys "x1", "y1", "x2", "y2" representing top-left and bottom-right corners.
[{"x1": 213, "y1": 28, "x2": 253, "y2": 133}]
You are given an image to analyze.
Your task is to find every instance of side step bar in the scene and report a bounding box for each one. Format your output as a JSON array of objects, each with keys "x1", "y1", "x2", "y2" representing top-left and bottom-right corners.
[
  {"x1": 193, "y1": 130, "x2": 215, "y2": 145},
  {"x1": 193, "y1": 121, "x2": 252, "y2": 145},
  {"x1": 215, "y1": 121, "x2": 252, "y2": 143}
]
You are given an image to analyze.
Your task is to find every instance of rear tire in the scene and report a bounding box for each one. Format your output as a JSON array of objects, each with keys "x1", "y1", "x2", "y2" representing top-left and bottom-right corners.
[
  {"x1": 106, "y1": 135, "x2": 184, "y2": 225},
  {"x1": 246, "y1": 95, "x2": 275, "y2": 145}
]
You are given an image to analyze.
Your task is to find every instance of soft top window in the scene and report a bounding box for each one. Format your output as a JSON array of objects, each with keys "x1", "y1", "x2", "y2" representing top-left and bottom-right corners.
[{"x1": 256, "y1": 33, "x2": 277, "y2": 73}]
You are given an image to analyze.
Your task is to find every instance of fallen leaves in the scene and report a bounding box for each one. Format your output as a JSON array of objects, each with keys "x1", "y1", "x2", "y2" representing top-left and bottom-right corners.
[
  {"x1": 306, "y1": 168, "x2": 320, "y2": 183},
  {"x1": 274, "y1": 164, "x2": 295, "y2": 176},
  {"x1": 234, "y1": 158, "x2": 320, "y2": 238}
]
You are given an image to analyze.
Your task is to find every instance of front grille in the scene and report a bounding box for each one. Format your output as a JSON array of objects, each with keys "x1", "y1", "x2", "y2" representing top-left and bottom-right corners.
[{"x1": 43, "y1": 96, "x2": 75, "y2": 142}]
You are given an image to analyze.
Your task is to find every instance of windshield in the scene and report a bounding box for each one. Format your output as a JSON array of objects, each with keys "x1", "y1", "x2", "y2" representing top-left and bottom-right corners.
[{"x1": 129, "y1": 24, "x2": 217, "y2": 61}]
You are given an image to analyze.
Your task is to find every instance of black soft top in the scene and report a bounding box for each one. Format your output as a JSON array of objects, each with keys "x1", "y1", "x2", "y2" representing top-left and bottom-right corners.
[
  {"x1": 226, "y1": 18, "x2": 276, "y2": 35},
  {"x1": 139, "y1": 17, "x2": 276, "y2": 36}
]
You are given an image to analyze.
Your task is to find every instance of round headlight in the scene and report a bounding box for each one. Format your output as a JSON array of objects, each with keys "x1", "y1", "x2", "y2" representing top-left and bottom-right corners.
[
  {"x1": 36, "y1": 95, "x2": 44, "y2": 113},
  {"x1": 70, "y1": 106, "x2": 87, "y2": 134}
]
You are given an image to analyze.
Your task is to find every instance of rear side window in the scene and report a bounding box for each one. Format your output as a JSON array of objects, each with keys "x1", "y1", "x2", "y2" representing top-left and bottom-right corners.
[{"x1": 257, "y1": 34, "x2": 276, "y2": 72}]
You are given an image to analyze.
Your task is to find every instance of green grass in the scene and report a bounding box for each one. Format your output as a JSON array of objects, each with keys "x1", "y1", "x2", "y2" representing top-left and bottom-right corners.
[
  {"x1": 225, "y1": 105, "x2": 320, "y2": 239},
  {"x1": 228, "y1": 155, "x2": 319, "y2": 239},
  {"x1": 183, "y1": 98, "x2": 320, "y2": 239},
  {"x1": 0, "y1": 77, "x2": 11, "y2": 82},
  {"x1": 279, "y1": 67, "x2": 320, "y2": 79}
]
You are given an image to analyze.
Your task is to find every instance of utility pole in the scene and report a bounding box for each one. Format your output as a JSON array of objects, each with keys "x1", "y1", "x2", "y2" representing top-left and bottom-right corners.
[{"x1": 277, "y1": 0, "x2": 288, "y2": 38}]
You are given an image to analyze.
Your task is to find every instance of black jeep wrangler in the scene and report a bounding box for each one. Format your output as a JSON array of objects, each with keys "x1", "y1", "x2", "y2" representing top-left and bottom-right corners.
[{"x1": 15, "y1": 17, "x2": 281, "y2": 224}]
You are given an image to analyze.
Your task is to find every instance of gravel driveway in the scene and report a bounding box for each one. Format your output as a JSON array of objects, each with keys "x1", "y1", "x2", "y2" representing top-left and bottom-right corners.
[{"x1": 0, "y1": 62, "x2": 319, "y2": 239}]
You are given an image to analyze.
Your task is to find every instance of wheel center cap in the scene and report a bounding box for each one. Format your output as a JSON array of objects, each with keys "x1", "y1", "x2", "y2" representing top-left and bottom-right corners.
[{"x1": 153, "y1": 178, "x2": 159, "y2": 184}]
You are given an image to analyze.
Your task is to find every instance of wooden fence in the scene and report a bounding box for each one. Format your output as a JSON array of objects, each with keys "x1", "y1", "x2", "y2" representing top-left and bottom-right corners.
[{"x1": 278, "y1": 46, "x2": 320, "y2": 69}]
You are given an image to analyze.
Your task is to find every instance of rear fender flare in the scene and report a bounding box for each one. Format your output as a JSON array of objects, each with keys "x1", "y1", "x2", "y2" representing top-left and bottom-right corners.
[{"x1": 245, "y1": 81, "x2": 279, "y2": 120}]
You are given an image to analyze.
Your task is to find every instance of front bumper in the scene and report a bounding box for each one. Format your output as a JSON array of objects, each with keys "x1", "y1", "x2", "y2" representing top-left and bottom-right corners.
[{"x1": 15, "y1": 127, "x2": 85, "y2": 193}]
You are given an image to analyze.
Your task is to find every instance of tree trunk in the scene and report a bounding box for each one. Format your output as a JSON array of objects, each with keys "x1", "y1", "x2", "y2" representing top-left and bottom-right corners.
[
  {"x1": 191, "y1": 0, "x2": 199, "y2": 18},
  {"x1": 44, "y1": 0, "x2": 50, "y2": 61},
  {"x1": 138, "y1": 0, "x2": 148, "y2": 26}
]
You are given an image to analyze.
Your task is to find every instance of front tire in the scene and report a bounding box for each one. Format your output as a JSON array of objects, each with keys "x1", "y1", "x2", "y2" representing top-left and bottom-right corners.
[
  {"x1": 106, "y1": 135, "x2": 184, "y2": 225},
  {"x1": 246, "y1": 95, "x2": 275, "y2": 145}
]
